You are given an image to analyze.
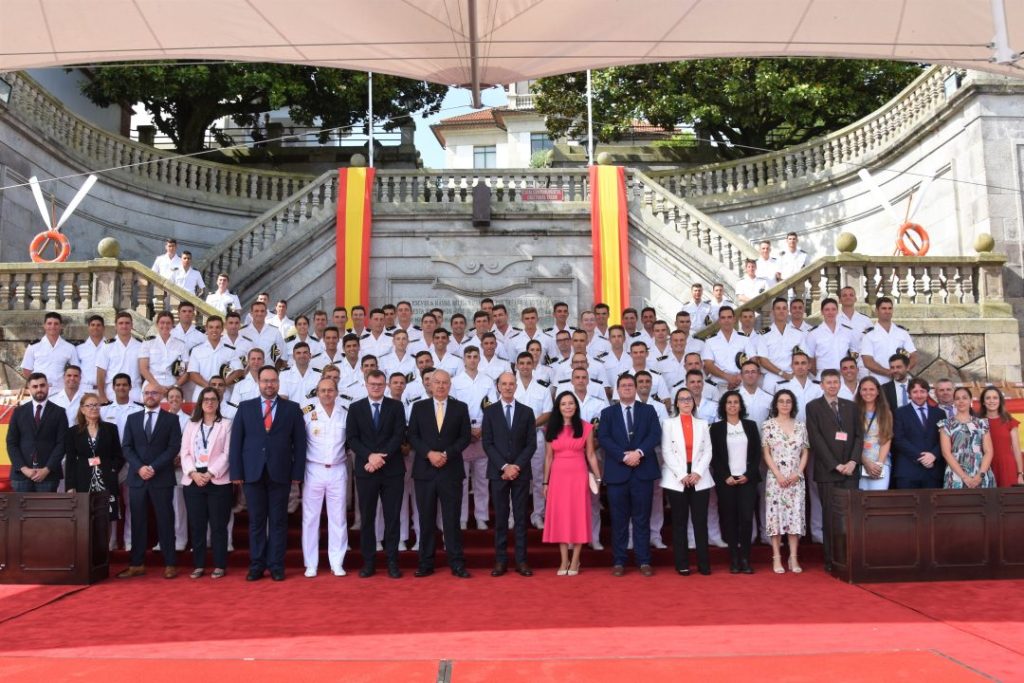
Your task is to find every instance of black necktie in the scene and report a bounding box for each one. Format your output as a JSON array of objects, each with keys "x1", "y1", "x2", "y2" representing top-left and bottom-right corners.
[
  {"x1": 626, "y1": 405, "x2": 634, "y2": 438},
  {"x1": 372, "y1": 402, "x2": 380, "y2": 429},
  {"x1": 831, "y1": 401, "x2": 841, "y2": 426},
  {"x1": 918, "y1": 406, "x2": 927, "y2": 428},
  {"x1": 505, "y1": 403, "x2": 513, "y2": 429},
  {"x1": 145, "y1": 411, "x2": 155, "y2": 439},
  {"x1": 34, "y1": 404, "x2": 41, "y2": 427}
]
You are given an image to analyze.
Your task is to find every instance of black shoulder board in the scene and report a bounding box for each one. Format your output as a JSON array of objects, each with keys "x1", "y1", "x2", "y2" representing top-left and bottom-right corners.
[
  {"x1": 302, "y1": 403, "x2": 316, "y2": 414},
  {"x1": 133, "y1": 400, "x2": 144, "y2": 406},
  {"x1": 557, "y1": 378, "x2": 571, "y2": 384},
  {"x1": 70, "y1": 339, "x2": 84, "y2": 346},
  {"x1": 224, "y1": 343, "x2": 236, "y2": 350},
  {"x1": 672, "y1": 378, "x2": 686, "y2": 388},
  {"x1": 629, "y1": 331, "x2": 641, "y2": 337},
  {"x1": 543, "y1": 327, "x2": 554, "y2": 333},
  {"x1": 812, "y1": 379, "x2": 821, "y2": 384},
  {"x1": 840, "y1": 323, "x2": 852, "y2": 330},
  {"x1": 227, "y1": 401, "x2": 238, "y2": 408},
  {"x1": 384, "y1": 331, "x2": 393, "y2": 337},
  {"x1": 809, "y1": 324, "x2": 820, "y2": 331},
  {"x1": 595, "y1": 351, "x2": 609, "y2": 359},
  {"x1": 650, "y1": 368, "x2": 661, "y2": 375},
  {"x1": 145, "y1": 335, "x2": 157, "y2": 341},
  {"x1": 776, "y1": 379, "x2": 790, "y2": 385},
  {"x1": 592, "y1": 377, "x2": 604, "y2": 385},
  {"x1": 737, "y1": 331, "x2": 748, "y2": 337},
  {"x1": 896, "y1": 323, "x2": 908, "y2": 331},
  {"x1": 340, "y1": 394, "x2": 353, "y2": 401},
  {"x1": 241, "y1": 335, "x2": 254, "y2": 342},
  {"x1": 105, "y1": 337, "x2": 116, "y2": 344},
  {"x1": 195, "y1": 325, "x2": 205, "y2": 333},
  {"x1": 537, "y1": 379, "x2": 550, "y2": 388},
  {"x1": 413, "y1": 325, "x2": 422, "y2": 331},
  {"x1": 706, "y1": 378, "x2": 719, "y2": 386},
  {"x1": 862, "y1": 326, "x2": 874, "y2": 333},
  {"x1": 284, "y1": 334, "x2": 297, "y2": 343},
  {"x1": 512, "y1": 326, "x2": 523, "y2": 332},
  {"x1": 656, "y1": 355, "x2": 668, "y2": 362},
  {"x1": 310, "y1": 352, "x2": 323, "y2": 359},
  {"x1": 762, "y1": 326, "x2": 771, "y2": 334}
]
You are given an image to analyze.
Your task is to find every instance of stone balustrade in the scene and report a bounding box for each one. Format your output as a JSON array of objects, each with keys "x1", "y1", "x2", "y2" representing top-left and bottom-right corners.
[
  {"x1": 2, "y1": 71, "x2": 312, "y2": 203},
  {"x1": 0, "y1": 259, "x2": 220, "y2": 323},
  {"x1": 649, "y1": 66, "x2": 960, "y2": 198},
  {"x1": 373, "y1": 169, "x2": 591, "y2": 204}
]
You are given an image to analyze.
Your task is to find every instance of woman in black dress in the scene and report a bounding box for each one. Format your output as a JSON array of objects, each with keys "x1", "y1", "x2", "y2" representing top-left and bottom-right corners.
[{"x1": 65, "y1": 392, "x2": 125, "y2": 527}]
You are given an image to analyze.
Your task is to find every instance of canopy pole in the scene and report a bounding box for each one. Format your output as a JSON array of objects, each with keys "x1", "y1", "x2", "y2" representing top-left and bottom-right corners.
[
  {"x1": 586, "y1": 69, "x2": 594, "y2": 165},
  {"x1": 990, "y1": 0, "x2": 1018, "y2": 64},
  {"x1": 368, "y1": 71, "x2": 374, "y2": 167},
  {"x1": 468, "y1": 0, "x2": 482, "y2": 108}
]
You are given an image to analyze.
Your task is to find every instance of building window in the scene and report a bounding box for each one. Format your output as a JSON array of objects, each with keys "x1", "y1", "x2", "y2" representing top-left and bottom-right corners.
[
  {"x1": 473, "y1": 145, "x2": 496, "y2": 168},
  {"x1": 531, "y1": 132, "x2": 553, "y2": 155}
]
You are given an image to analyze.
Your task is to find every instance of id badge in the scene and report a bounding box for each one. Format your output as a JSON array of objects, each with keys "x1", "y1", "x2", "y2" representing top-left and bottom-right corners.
[
  {"x1": 88, "y1": 456, "x2": 101, "y2": 467},
  {"x1": 197, "y1": 453, "x2": 210, "y2": 467},
  {"x1": 835, "y1": 431, "x2": 848, "y2": 442}
]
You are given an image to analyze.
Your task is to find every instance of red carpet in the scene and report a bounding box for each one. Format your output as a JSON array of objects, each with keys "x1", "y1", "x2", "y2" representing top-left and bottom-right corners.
[
  {"x1": 0, "y1": 568, "x2": 1020, "y2": 680},
  {"x1": 0, "y1": 585, "x2": 83, "y2": 623}
]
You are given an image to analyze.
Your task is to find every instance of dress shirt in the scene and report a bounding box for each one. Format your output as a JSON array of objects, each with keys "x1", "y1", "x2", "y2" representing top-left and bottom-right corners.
[
  {"x1": 22, "y1": 336, "x2": 80, "y2": 394},
  {"x1": 151, "y1": 253, "x2": 182, "y2": 279},
  {"x1": 96, "y1": 336, "x2": 143, "y2": 393},
  {"x1": 187, "y1": 340, "x2": 243, "y2": 400},
  {"x1": 240, "y1": 322, "x2": 289, "y2": 365},
  {"x1": 514, "y1": 377, "x2": 553, "y2": 428},
  {"x1": 205, "y1": 290, "x2": 242, "y2": 315},
  {"x1": 141, "y1": 334, "x2": 187, "y2": 387},
  {"x1": 861, "y1": 323, "x2": 916, "y2": 382},
  {"x1": 172, "y1": 267, "x2": 205, "y2": 295},
  {"x1": 304, "y1": 399, "x2": 347, "y2": 466},
  {"x1": 702, "y1": 330, "x2": 756, "y2": 375},
  {"x1": 171, "y1": 324, "x2": 206, "y2": 353}
]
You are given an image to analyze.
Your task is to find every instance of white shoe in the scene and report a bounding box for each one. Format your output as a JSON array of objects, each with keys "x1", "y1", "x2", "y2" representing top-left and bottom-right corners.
[
  {"x1": 651, "y1": 539, "x2": 667, "y2": 549},
  {"x1": 332, "y1": 567, "x2": 346, "y2": 577},
  {"x1": 460, "y1": 522, "x2": 467, "y2": 530},
  {"x1": 411, "y1": 542, "x2": 420, "y2": 551},
  {"x1": 175, "y1": 545, "x2": 186, "y2": 552},
  {"x1": 531, "y1": 515, "x2": 544, "y2": 530},
  {"x1": 350, "y1": 522, "x2": 361, "y2": 531},
  {"x1": 711, "y1": 539, "x2": 728, "y2": 548},
  {"x1": 476, "y1": 520, "x2": 488, "y2": 530},
  {"x1": 152, "y1": 543, "x2": 161, "y2": 551},
  {"x1": 227, "y1": 544, "x2": 235, "y2": 552},
  {"x1": 304, "y1": 568, "x2": 317, "y2": 578},
  {"x1": 590, "y1": 541, "x2": 604, "y2": 551},
  {"x1": 376, "y1": 542, "x2": 383, "y2": 551}
]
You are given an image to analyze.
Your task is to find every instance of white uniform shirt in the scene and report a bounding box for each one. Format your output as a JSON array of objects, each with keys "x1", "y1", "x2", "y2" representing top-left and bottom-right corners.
[
  {"x1": 514, "y1": 377, "x2": 553, "y2": 429},
  {"x1": 280, "y1": 366, "x2": 324, "y2": 403},
  {"x1": 429, "y1": 349, "x2": 465, "y2": 377},
  {"x1": 542, "y1": 325, "x2": 577, "y2": 359},
  {"x1": 187, "y1": 340, "x2": 243, "y2": 400},
  {"x1": 641, "y1": 396, "x2": 669, "y2": 421},
  {"x1": 837, "y1": 382, "x2": 859, "y2": 402},
  {"x1": 805, "y1": 322, "x2": 856, "y2": 376},
  {"x1": 777, "y1": 248, "x2": 809, "y2": 279},
  {"x1": 360, "y1": 331, "x2": 394, "y2": 361},
  {"x1": 447, "y1": 334, "x2": 475, "y2": 358},
  {"x1": 76, "y1": 338, "x2": 104, "y2": 391},
  {"x1": 152, "y1": 253, "x2": 182, "y2": 280},
  {"x1": 738, "y1": 385, "x2": 773, "y2": 426},
  {"x1": 381, "y1": 352, "x2": 417, "y2": 384},
  {"x1": 267, "y1": 315, "x2": 295, "y2": 335},
  {"x1": 240, "y1": 323, "x2": 289, "y2": 365},
  {"x1": 172, "y1": 268, "x2": 206, "y2": 296},
  {"x1": 596, "y1": 351, "x2": 632, "y2": 386},
  {"x1": 50, "y1": 387, "x2": 85, "y2": 426},
  {"x1": 337, "y1": 375, "x2": 368, "y2": 409},
  {"x1": 140, "y1": 334, "x2": 187, "y2": 387},
  {"x1": 860, "y1": 323, "x2": 916, "y2": 382},
  {"x1": 100, "y1": 400, "x2": 144, "y2": 439},
  {"x1": 303, "y1": 399, "x2": 348, "y2": 466},
  {"x1": 755, "y1": 257, "x2": 780, "y2": 282},
  {"x1": 682, "y1": 300, "x2": 714, "y2": 333},
  {"x1": 696, "y1": 395, "x2": 720, "y2": 423},
  {"x1": 735, "y1": 276, "x2": 770, "y2": 303},
  {"x1": 285, "y1": 334, "x2": 325, "y2": 364},
  {"x1": 451, "y1": 371, "x2": 498, "y2": 434},
  {"x1": 574, "y1": 390, "x2": 610, "y2": 426},
  {"x1": 774, "y1": 377, "x2": 822, "y2": 422},
  {"x1": 171, "y1": 324, "x2": 206, "y2": 355},
  {"x1": 838, "y1": 309, "x2": 873, "y2": 337},
  {"x1": 205, "y1": 290, "x2": 242, "y2": 315},
  {"x1": 709, "y1": 297, "x2": 735, "y2": 323},
  {"x1": 22, "y1": 336, "x2": 79, "y2": 393},
  {"x1": 625, "y1": 329, "x2": 653, "y2": 351},
  {"x1": 586, "y1": 334, "x2": 613, "y2": 359},
  {"x1": 96, "y1": 337, "x2": 143, "y2": 397},
  {"x1": 612, "y1": 367, "x2": 670, "y2": 403},
  {"x1": 757, "y1": 323, "x2": 808, "y2": 381},
  {"x1": 702, "y1": 330, "x2": 756, "y2": 376},
  {"x1": 478, "y1": 353, "x2": 512, "y2": 383},
  {"x1": 232, "y1": 375, "x2": 261, "y2": 404}
]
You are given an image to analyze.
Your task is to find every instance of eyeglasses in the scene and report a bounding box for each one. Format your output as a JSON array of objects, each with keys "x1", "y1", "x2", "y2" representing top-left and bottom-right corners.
[{"x1": 143, "y1": 391, "x2": 162, "y2": 397}]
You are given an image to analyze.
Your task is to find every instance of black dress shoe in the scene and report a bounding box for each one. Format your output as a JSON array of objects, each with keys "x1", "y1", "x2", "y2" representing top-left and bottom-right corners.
[
  {"x1": 270, "y1": 569, "x2": 285, "y2": 581},
  {"x1": 359, "y1": 566, "x2": 376, "y2": 578},
  {"x1": 414, "y1": 567, "x2": 434, "y2": 577},
  {"x1": 387, "y1": 565, "x2": 403, "y2": 579},
  {"x1": 824, "y1": 563, "x2": 834, "y2": 573},
  {"x1": 451, "y1": 567, "x2": 471, "y2": 579},
  {"x1": 740, "y1": 559, "x2": 754, "y2": 574},
  {"x1": 698, "y1": 567, "x2": 712, "y2": 575},
  {"x1": 491, "y1": 562, "x2": 508, "y2": 577},
  {"x1": 246, "y1": 569, "x2": 264, "y2": 581},
  {"x1": 515, "y1": 563, "x2": 533, "y2": 577},
  {"x1": 677, "y1": 567, "x2": 691, "y2": 576}
]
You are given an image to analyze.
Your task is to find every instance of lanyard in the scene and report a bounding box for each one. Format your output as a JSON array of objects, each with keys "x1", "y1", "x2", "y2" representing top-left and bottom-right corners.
[{"x1": 199, "y1": 423, "x2": 213, "y2": 450}]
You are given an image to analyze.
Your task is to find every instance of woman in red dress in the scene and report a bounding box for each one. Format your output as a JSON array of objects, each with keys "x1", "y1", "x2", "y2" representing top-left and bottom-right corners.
[
  {"x1": 543, "y1": 392, "x2": 602, "y2": 576},
  {"x1": 980, "y1": 387, "x2": 1024, "y2": 487}
]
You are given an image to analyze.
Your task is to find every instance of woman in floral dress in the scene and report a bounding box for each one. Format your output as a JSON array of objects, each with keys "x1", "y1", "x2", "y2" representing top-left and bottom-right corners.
[
  {"x1": 761, "y1": 389, "x2": 809, "y2": 574},
  {"x1": 940, "y1": 386, "x2": 995, "y2": 489}
]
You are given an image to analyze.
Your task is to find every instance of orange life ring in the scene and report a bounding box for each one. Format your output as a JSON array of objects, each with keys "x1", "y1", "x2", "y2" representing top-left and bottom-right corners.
[
  {"x1": 896, "y1": 222, "x2": 930, "y2": 257},
  {"x1": 29, "y1": 230, "x2": 71, "y2": 263}
]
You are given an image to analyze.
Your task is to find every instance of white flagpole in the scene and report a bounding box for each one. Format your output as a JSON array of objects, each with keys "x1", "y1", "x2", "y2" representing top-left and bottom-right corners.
[
  {"x1": 368, "y1": 72, "x2": 375, "y2": 168},
  {"x1": 586, "y1": 69, "x2": 594, "y2": 166}
]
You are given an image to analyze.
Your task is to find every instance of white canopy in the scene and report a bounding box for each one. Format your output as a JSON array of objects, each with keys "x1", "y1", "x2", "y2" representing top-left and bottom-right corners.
[{"x1": 3, "y1": 0, "x2": 1022, "y2": 104}]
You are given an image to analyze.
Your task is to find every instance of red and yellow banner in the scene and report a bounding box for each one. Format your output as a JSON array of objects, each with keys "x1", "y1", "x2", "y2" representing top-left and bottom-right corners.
[
  {"x1": 590, "y1": 165, "x2": 630, "y2": 324},
  {"x1": 336, "y1": 167, "x2": 376, "y2": 310}
]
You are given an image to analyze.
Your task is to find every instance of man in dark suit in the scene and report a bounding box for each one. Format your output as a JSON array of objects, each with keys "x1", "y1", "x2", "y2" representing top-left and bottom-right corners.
[
  {"x1": 482, "y1": 371, "x2": 537, "y2": 577},
  {"x1": 347, "y1": 369, "x2": 407, "y2": 578},
  {"x1": 597, "y1": 374, "x2": 662, "y2": 577},
  {"x1": 408, "y1": 369, "x2": 472, "y2": 578},
  {"x1": 881, "y1": 354, "x2": 911, "y2": 416},
  {"x1": 892, "y1": 377, "x2": 946, "y2": 489},
  {"x1": 6, "y1": 372, "x2": 66, "y2": 492},
  {"x1": 229, "y1": 365, "x2": 306, "y2": 581},
  {"x1": 118, "y1": 382, "x2": 183, "y2": 578},
  {"x1": 806, "y1": 368, "x2": 863, "y2": 572}
]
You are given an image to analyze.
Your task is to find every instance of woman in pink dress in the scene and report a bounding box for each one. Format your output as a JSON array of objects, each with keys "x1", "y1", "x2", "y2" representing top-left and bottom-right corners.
[{"x1": 543, "y1": 391, "x2": 602, "y2": 576}]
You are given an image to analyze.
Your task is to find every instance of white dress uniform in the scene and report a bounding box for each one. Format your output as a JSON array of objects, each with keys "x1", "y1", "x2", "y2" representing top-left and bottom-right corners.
[
  {"x1": 611, "y1": 367, "x2": 670, "y2": 403},
  {"x1": 805, "y1": 322, "x2": 856, "y2": 376},
  {"x1": 553, "y1": 355, "x2": 609, "y2": 386},
  {"x1": 267, "y1": 315, "x2": 295, "y2": 335},
  {"x1": 172, "y1": 267, "x2": 205, "y2": 296},
  {"x1": 774, "y1": 377, "x2": 822, "y2": 422},
  {"x1": 283, "y1": 333, "x2": 324, "y2": 361},
  {"x1": 702, "y1": 330, "x2": 756, "y2": 378},
  {"x1": 222, "y1": 334, "x2": 253, "y2": 368},
  {"x1": 777, "y1": 248, "x2": 809, "y2": 279},
  {"x1": 586, "y1": 334, "x2": 613, "y2": 359},
  {"x1": 860, "y1": 323, "x2": 916, "y2": 382},
  {"x1": 337, "y1": 375, "x2": 368, "y2": 409},
  {"x1": 478, "y1": 352, "x2": 512, "y2": 383},
  {"x1": 279, "y1": 366, "x2": 324, "y2": 403},
  {"x1": 555, "y1": 377, "x2": 606, "y2": 402},
  {"x1": 496, "y1": 326, "x2": 523, "y2": 359},
  {"x1": 738, "y1": 385, "x2": 773, "y2": 426},
  {"x1": 140, "y1": 334, "x2": 187, "y2": 388},
  {"x1": 515, "y1": 376, "x2": 554, "y2": 527},
  {"x1": 171, "y1": 323, "x2": 206, "y2": 355},
  {"x1": 572, "y1": 389, "x2": 609, "y2": 546},
  {"x1": 429, "y1": 349, "x2": 465, "y2": 377},
  {"x1": 97, "y1": 337, "x2": 144, "y2": 401},
  {"x1": 302, "y1": 398, "x2": 349, "y2": 574},
  {"x1": 709, "y1": 297, "x2": 736, "y2": 323},
  {"x1": 755, "y1": 256, "x2": 779, "y2": 282},
  {"x1": 151, "y1": 253, "x2": 182, "y2": 280},
  {"x1": 542, "y1": 325, "x2": 577, "y2": 359},
  {"x1": 641, "y1": 396, "x2": 669, "y2": 547},
  {"x1": 682, "y1": 300, "x2": 714, "y2": 333},
  {"x1": 336, "y1": 359, "x2": 362, "y2": 385},
  {"x1": 451, "y1": 371, "x2": 499, "y2": 528},
  {"x1": 187, "y1": 340, "x2": 243, "y2": 401},
  {"x1": 508, "y1": 329, "x2": 549, "y2": 358},
  {"x1": 381, "y1": 352, "x2": 417, "y2": 383},
  {"x1": 205, "y1": 290, "x2": 242, "y2": 315},
  {"x1": 757, "y1": 323, "x2": 808, "y2": 392},
  {"x1": 76, "y1": 338, "x2": 104, "y2": 392},
  {"x1": 101, "y1": 399, "x2": 144, "y2": 550},
  {"x1": 22, "y1": 335, "x2": 79, "y2": 394},
  {"x1": 240, "y1": 322, "x2": 289, "y2": 366},
  {"x1": 595, "y1": 351, "x2": 631, "y2": 386},
  {"x1": 838, "y1": 309, "x2": 873, "y2": 337},
  {"x1": 837, "y1": 382, "x2": 859, "y2": 402},
  {"x1": 50, "y1": 387, "x2": 85, "y2": 426},
  {"x1": 656, "y1": 354, "x2": 689, "y2": 392},
  {"x1": 735, "y1": 276, "x2": 770, "y2": 303},
  {"x1": 360, "y1": 331, "x2": 394, "y2": 361},
  {"x1": 447, "y1": 334, "x2": 475, "y2": 357},
  {"x1": 626, "y1": 329, "x2": 653, "y2": 351}
]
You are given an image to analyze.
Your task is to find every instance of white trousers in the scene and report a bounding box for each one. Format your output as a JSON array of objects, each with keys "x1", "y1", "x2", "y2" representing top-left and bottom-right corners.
[
  {"x1": 172, "y1": 483, "x2": 188, "y2": 549},
  {"x1": 400, "y1": 452, "x2": 419, "y2": 543},
  {"x1": 806, "y1": 459, "x2": 823, "y2": 542},
  {"x1": 529, "y1": 431, "x2": 546, "y2": 522},
  {"x1": 461, "y1": 458, "x2": 490, "y2": 526},
  {"x1": 301, "y1": 463, "x2": 349, "y2": 571}
]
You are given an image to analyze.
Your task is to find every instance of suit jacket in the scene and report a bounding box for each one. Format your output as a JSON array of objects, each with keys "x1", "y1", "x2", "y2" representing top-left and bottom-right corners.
[
  {"x1": 891, "y1": 401, "x2": 946, "y2": 484},
  {"x1": 481, "y1": 400, "x2": 537, "y2": 480},
  {"x1": 709, "y1": 418, "x2": 763, "y2": 486},
  {"x1": 122, "y1": 408, "x2": 183, "y2": 488},
  {"x1": 659, "y1": 414, "x2": 713, "y2": 492},
  {"x1": 346, "y1": 396, "x2": 407, "y2": 479},
  {"x1": 408, "y1": 397, "x2": 472, "y2": 483},
  {"x1": 228, "y1": 396, "x2": 306, "y2": 484},
  {"x1": 882, "y1": 381, "x2": 911, "y2": 417},
  {"x1": 180, "y1": 419, "x2": 233, "y2": 485},
  {"x1": 597, "y1": 401, "x2": 662, "y2": 484},
  {"x1": 806, "y1": 396, "x2": 863, "y2": 483},
  {"x1": 65, "y1": 421, "x2": 123, "y2": 492},
  {"x1": 6, "y1": 400, "x2": 66, "y2": 481}
]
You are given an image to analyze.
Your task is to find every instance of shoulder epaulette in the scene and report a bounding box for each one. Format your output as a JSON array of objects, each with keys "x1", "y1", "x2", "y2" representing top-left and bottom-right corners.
[
  {"x1": 413, "y1": 325, "x2": 422, "y2": 331},
  {"x1": 512, "y1": 326, "x2": 523, "y2": 332},
  {"x1": 144, "y1": 335, "x2": 156, "y2": 341},
  {"x1": 537, "y1": 379, "x2": 550, "y2": 388},
  {"x1": 302, "y1": 403, "x2": 316, "y2": 414},
  {"x1": 811, "y1": 379, "x2": 821, "y2": 384},
  {"x1": 223, "y1": 342, "x2": 236, "y2": 350},
  {"x1": 542, "y1": 327, "x2": 554, "y2": 333},
  {"x1": 628, "y1": 331, "x2": 642, "y2": 337},
  {"x1": 706, "y1": 378, "x2": 719, "y2": 386},
  {"x1": 672, "y1": 378, "x2": 686, "y2": 388},
  {"x1": 737, "y1": 331, "x2": 748, "y2": 337},
  {"x1": 656, "y1": 354, "x2": 668, "y2": 362},
  {"x1": 384, "y1": 331, "x2": 393, "y2": 337},
  {"x1": 195, "y1": 325, "x2": 205, "y2": 334},
  {"x1": 310, "y1": 351, "x2": 322, "y2": 359},
  {"x1": 132, "y1": 400, "x2": 144, "y2": 406},
  {"x1": 70, "y1": 339, "x2": 84, "y2": 346},
  {"x1": 101, "y1": 400, "x2": 113, "y2": 406},
  {"x1": 241, "y1": 335, "x2": 254, "y2": 343},
  {"x1": 841, "y1": 323, "x2": 852, "y2": 330},
  {"x1": 226, "y1": 400, "x2": 238, "y2": 408},
  {"x1": 284, "y1": 334, "x2": 297, "y2": 343},
  {"x1": 105, "y1": 337, "x2": 116, "y2": 344},
  {"x1": 809, "y1": 324, "x2": 820, "y2": 331},
  {"x1": 339, "y1": 394, "x2": 353, "y2": 401},
  {"x1": 776, "y1": 379, "x2": 790, "y2": 385},
  {"x1": 557, "y1": 378, "x2": 571, "y2": 384},
  {"x1": 896, "y1": 323, "x2": 908, "y2": 331},
  {"x1": 862, "y1": 326, "x2": 874, "y2": 334},
  {"x1": 240, "y1": 324, "x2": 252, "y2": 330},
  {"x1": 762, "y1": 326, "x2": 771, "y2": 334},
  {"x1": 649, "y1": 368, "x2": 662, "y2": 375},
  {"x1": 591, "y1": 377, "x2": 604, "y2": 385}
]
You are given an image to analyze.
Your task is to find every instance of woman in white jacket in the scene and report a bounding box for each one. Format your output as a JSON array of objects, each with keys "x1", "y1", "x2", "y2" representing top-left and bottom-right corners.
[{"x1": 661, "y1": 387, "x2": 714, "y2": 575}]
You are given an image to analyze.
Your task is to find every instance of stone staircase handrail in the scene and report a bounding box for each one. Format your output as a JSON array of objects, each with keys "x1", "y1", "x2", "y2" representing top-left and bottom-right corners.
[
  {"x1": 2, "y1": 71, "x2": 313, "y2": 204},
  {"x1": 374, "y1": 168, "x2": 591, "y2": 203},
  {"x1": 648, "y1": 65, "x2": 961, "y2": 198}
]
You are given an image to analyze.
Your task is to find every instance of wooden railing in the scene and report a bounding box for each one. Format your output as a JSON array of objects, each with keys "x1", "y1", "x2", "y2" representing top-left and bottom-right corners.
[
  {"x1": 0, "y1": 259, "x2": 220, "y2": 323},
  {"x1": 2, "y1": 72, "x2": 313, "y2": 203},
  {"x1": 649, "y1": 66, "x2": 962, "y2": 198}
]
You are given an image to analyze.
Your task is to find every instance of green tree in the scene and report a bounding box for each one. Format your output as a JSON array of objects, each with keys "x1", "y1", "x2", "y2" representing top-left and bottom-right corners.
[
  {"x1": 79, "y1": 63, "x2": 447, "y2": 153},
  {"x1": 534, "y1": 59, "x2": 923, "y2": 159}
]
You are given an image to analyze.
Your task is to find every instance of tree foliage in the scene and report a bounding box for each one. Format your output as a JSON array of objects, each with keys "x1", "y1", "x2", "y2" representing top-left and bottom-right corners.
[
  {"x1": 533, "y1": 59, "x2": 923, "y2": 158},
  {"x1": 79, "y1": 63, "x2": 447, "y2": 153}
]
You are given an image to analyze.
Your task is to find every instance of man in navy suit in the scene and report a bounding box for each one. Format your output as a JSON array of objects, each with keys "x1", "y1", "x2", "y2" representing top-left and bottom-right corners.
[
  {"x1": 230, "y1": 365, "x2": 307, "y2": 581},
  {"x1": 892, "y1": 377, "x2": 946, "y2": 489},
  {"x1": 598, "y1": 374, "x2": 663, "y2": 577},
  {"x1": 6, "y1": 373, "x2": 66, "y2": 492},
  {"x1": 408, "y1": 369, "x2": 473, "y2": 578},
  {"x1": 118, "y1": 382, "x2": 183, "y2": 578},
  {"x1": 482, "y1": 371, "x2": 537, "y2": 577}
]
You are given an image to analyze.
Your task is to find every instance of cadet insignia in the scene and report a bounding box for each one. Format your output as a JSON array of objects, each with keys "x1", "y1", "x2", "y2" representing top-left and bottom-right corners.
[
  {"x1": 270, "y1": 344, "x2": 281, "y2": 361},
  {"x1": 306, "y1": 388, "x2": 317, "y2": 398},
  {"x1": 595, "y1": 352, "x2": 609, "y2": 360},
  {"x1": 302, "y1": 403, "x2": 316, "y2": 415},
  {"x1": 105, "y1": 337, "x2": 116, "y2": 344},
  {"x1": 241, "y1": 335, "x2": 254, "y2": 343},
  {"x1": 171, "y1": 359, "x2": 185, "y2": 377},
  {"x1": 340, "y1": 394, "x2": 353, "y2": 401},
  {"x1": 762, "y1": 326, "x2": 771, "y2": 335},
  {"x1": 557, "y1": 378, "x2": 571, "y2": 384},
  {"x1": 672, "y1": 378, "x2": 686, "y2": 388},
  {"x1": 650, "y1": 368, "x2": 662, "y2": 375},
  {"x1": 735, "y1": 352, "x2": 749, "y2": 368},
  {"x1": 219, "y1": 363, "x2": 232, "y2": 378},
  {"x1": 405, "y1": 372, "x2": 415, "y2": 383},
  {"x1": 227, "y1": 400, "x2": 238, "y2": 408},
  {"x1": 144, "y1": 335, "x2": 156, "y2": 341},
  {"x1": 656, "y1": 354, "x2": 668, "y2": 362},
  {"x1": 537, "y1": 379, "x2": 551, "y2": 388},
  {"x1": 706, "y1": 378, "x2": 719, "y2": 386},
  {"x1": 480, "y1": 396, "x2": 493, "y2": 411},
  {"x1": 592, "y1": 377, "x2": 604, "y2": 385},
  {"x1": 629, "y1": 331, "x2": 641, "y2": 337},
  {"x1": 405, "y1": 396, "x2": 418, "y2": 405},
  {"x1": 310, "y1": 334, "x2": 321, "y2": 342},
  {"x1": 196, "y1": 325, "x2": 206, "y2": 334},
  {"x1": 224, "y1": 343, "x2": 236, "y2": 350},
  {"x1": 704, "y1": 315, "x2": 712, "y2": 326},
  {"x1": 811, "y1": 379, "x2": 821, "y2": 384}
]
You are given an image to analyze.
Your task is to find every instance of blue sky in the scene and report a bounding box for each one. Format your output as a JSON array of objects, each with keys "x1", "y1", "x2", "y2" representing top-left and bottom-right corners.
[{"x1": 412, "y1": 85, "x2": 508, "y2": 168}]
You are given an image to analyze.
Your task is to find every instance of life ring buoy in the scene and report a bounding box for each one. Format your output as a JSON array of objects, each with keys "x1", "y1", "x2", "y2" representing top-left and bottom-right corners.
[
  {"x1": 896, "y1": 222, "x2": 930, "y2": 257},
  {"x1": 29, "y1": 230, "x2": 71, "y2": 263}
]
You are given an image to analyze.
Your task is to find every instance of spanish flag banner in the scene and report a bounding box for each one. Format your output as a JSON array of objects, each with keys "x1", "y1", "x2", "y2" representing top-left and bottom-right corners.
[
  {"x1": 336, "y1": 167, "x2": 376, "y2": 309},
  {"x1": 590, "y1": 165, "x2": 630, "y2": 324}
]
